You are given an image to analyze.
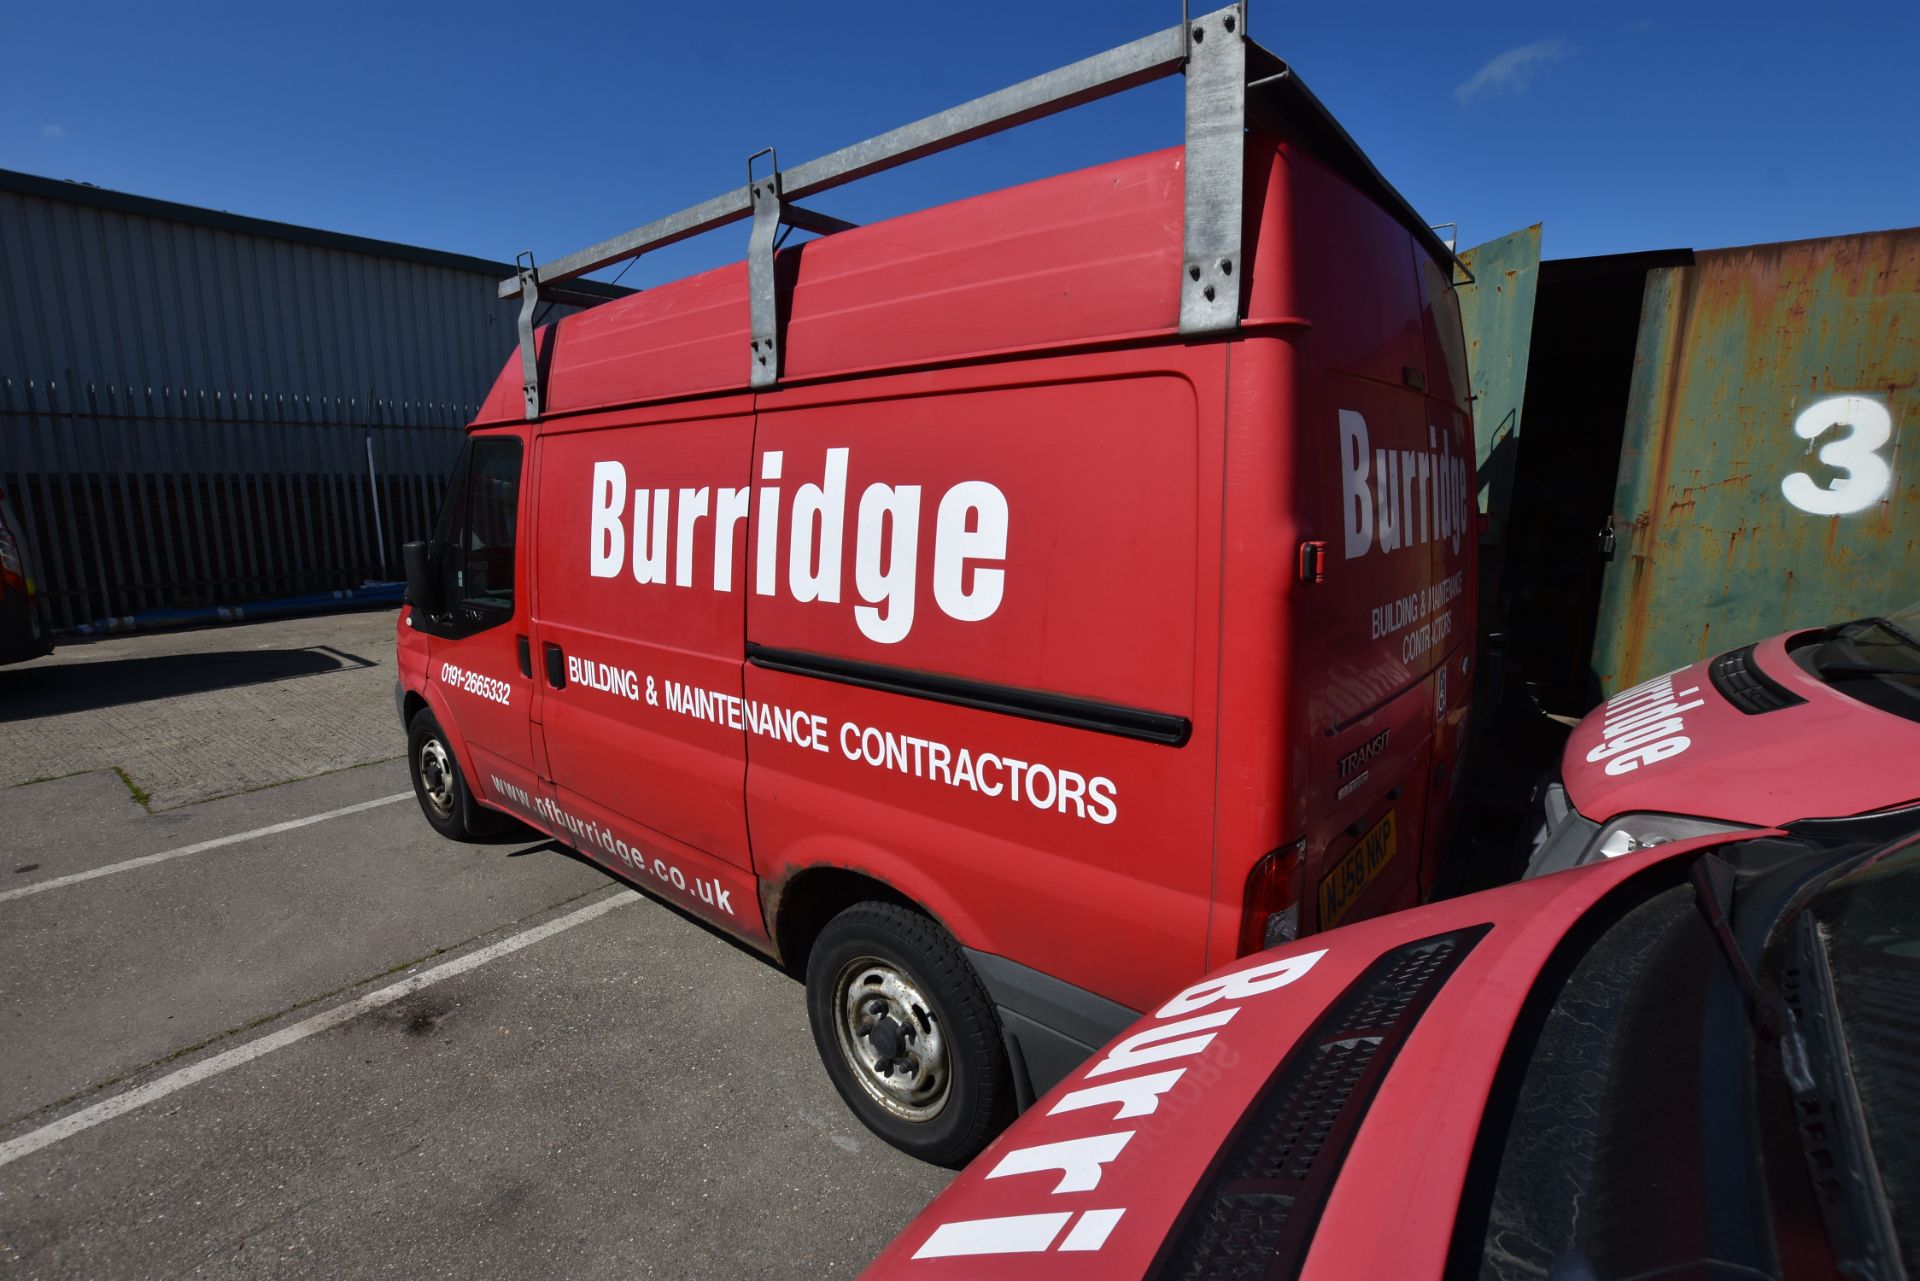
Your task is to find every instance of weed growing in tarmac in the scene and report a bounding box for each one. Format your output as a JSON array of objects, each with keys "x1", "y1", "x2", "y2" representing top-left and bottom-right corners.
[{"x1": 111, "y1": 766, "x2": 151, "y2": 808}]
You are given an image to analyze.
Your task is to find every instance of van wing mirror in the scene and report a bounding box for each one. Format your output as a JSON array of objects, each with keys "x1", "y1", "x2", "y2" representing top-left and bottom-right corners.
[{"x1": 402, "y1": 540, "x2": 445, "y2": 614}]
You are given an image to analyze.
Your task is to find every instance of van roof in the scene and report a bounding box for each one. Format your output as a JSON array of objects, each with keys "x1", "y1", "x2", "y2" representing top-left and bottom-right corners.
[
  {"x1": 475, "y1": 143, "x2": 1189, "y2": 423},
  {"x1": 477, "y1": 16, "x2": 1460, "y2": 426}
]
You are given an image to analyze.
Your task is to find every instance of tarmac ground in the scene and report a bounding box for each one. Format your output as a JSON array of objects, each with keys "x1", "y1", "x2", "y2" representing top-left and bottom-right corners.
[
  {"x1": 0, "y1": 607, "x2": 1561, "y2": 1279},
  {"x1": 0, "y1": 609, "x2": 949, "y2": 1280}
]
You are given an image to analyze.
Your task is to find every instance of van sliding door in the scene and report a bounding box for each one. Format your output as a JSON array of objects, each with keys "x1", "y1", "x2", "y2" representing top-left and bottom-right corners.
[{"x1": 528, "y1": 401, "x2": 762, "y2": 941}]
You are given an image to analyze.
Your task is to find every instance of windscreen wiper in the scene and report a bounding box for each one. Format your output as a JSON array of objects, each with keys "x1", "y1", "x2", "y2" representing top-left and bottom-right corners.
[
  {"x1": 1688, "y1": 854, "x2": 1811, "y2": 1088},
  {"x1": 1818, "y1": 661, "x2": 1919, "y2": 679},
  {"x1": 1691, "y1": 856, "x2": 1908, "y2": 1275},
  {"x1": 1780, "y1": 911, "x2": 1908, "y2": 1280},
  {"x1": 1873, "y1": 615, "x2": 1920, "y2": 650}
]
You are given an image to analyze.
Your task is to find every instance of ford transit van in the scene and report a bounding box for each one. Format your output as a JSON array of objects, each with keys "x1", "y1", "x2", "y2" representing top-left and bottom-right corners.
[{"x1": 396, "y1": 6, "x2": 1476, "y2": 1163}]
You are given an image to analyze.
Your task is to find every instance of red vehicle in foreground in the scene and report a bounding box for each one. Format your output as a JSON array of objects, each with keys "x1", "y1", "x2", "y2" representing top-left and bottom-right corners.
[
  {"x1": 1528, "y1": 606, "x2": 1920, "y2": 877},
  {"x1": 867, "y1": 815, "x2": 1919, "y2": 1279},
  {"x1": 0, "y1": 486, "x2": 51, "y2": 666}
]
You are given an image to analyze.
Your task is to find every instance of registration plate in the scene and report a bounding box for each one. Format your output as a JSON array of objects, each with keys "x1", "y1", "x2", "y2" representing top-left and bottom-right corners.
[{"x1": 1318, "y1": 810, "x2": 1397, "y2": 929}]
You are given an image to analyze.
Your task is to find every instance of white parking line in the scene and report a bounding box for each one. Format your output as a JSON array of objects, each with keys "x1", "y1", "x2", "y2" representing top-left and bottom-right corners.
[
  {"x1": 0, "y1": 792, "x2": 413, "y2": 904},
  {"x1": 0, "y1": 888, "x2": 638, "y2": 1169}
]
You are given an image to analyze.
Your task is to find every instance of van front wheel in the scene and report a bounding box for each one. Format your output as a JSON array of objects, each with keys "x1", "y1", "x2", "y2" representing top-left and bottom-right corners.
[
  {"x1": 406, "y1": 709, "x2": 497, "y2": 841},
  {"x1": 805, "y1": 902, "x2": 1013, "y2": 1166}
]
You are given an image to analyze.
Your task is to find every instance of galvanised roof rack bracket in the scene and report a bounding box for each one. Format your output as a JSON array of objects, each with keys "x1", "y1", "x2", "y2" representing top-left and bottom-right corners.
[
  {"x1": 514, "y1": 251, "x2": 542, "y2": 420},
  {"x1": 747, "y1": 152, "x2": 784, "y2": 389},
  {"x1": 743, "y1": 148, "x2": 865, "y2": 388},
  {"x1": 1179, "y1": 5, "x2": 1247, "y2": 334},
  {"x1": 498, "y1": 4, "x2": 1466, "y2": 412}
]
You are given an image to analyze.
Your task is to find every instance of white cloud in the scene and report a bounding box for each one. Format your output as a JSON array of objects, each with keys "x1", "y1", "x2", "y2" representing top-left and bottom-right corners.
[
  {"x1": 1454, "y1": 40, "x2": 1568, "y2": 105},
  {"x1": 40, "y1": 124, "x2": 66, "y2": 140}
]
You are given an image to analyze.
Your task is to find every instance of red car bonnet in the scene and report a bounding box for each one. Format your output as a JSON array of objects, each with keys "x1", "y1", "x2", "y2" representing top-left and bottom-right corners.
[
  {"x1": 863, "y1": 832, "x2": 1754, "y2": 1280},
  {"x1": 1560, "y1": 632, "x2": 1920, "y2": 828}
]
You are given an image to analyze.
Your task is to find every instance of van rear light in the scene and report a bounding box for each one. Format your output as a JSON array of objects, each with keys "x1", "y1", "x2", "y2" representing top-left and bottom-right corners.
[{"x1": 1238, "y1": 842, "x2": 1305, "y2": 956}]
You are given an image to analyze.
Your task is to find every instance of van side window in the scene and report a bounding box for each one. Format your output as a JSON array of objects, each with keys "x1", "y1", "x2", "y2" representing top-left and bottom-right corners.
[
  {"x1": 452, "y1": 439, "x2": 521, "y2": 613},
  {"x1": 427, "y1": 436, "x2": 522, "y2": 631}
]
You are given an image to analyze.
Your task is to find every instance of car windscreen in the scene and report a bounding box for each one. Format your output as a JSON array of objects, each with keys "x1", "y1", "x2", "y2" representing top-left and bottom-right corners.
[
  {"x1": 1793, "y1": 603, "x2": 1920, "y2": 723},
  {"x1": 1467, "y1": 875, "x2": 1753, "y2": 1280},
  {"x1": 1461, "y1": 834, "x2": 1900, "y2": 1280}
]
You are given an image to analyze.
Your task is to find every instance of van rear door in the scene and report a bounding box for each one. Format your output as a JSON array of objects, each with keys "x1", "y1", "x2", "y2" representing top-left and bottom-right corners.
[
  {"x1": 1417, "y1": 249, "x2": 1478, "y2": 896},
  {"x1": 1292, "y1": 161, "x2": 1474, "y2": 931}
]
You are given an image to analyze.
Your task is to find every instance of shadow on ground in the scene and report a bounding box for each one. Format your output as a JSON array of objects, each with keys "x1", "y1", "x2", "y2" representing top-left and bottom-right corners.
[{"x1": 0, "y1": 646, "x2": 378, "y2": 720}]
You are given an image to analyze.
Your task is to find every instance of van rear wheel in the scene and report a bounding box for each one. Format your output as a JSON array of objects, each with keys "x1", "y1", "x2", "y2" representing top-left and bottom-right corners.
[
  {"x1": 805, "y1": 902, "x2": 1013, "y2": 1166},
  {"x1": 406, "y1": 709, "x2": 498, "y2": 841}
]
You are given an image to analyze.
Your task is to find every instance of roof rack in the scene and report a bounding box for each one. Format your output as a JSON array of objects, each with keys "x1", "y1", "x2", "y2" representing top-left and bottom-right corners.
[{"x1": 501, "y1": 4, "x2": 1465, "y2": 420}]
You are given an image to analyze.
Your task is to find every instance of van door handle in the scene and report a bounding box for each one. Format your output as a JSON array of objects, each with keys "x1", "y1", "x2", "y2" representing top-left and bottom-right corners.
[
  {"x1": 543, "y1": 642, "x2": 567, "y2": 689},
  {"x1": 516, "y1": 634, "x2": 532, "y2": 678}
]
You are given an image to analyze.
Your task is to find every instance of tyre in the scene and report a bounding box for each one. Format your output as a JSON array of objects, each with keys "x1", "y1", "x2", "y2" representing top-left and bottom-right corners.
[
  {"x1": 406, "y1": 709, "x2": 498, "y2": 841},
  {"x1": 805, "y1": 901, "x2": 1014, "y2": 1166}
]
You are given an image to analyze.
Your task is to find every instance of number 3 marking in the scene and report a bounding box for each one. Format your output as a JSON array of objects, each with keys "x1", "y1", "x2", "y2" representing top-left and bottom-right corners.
[{"x1": 1781, "y1": 395, "x2": 1894, "y2": 516}]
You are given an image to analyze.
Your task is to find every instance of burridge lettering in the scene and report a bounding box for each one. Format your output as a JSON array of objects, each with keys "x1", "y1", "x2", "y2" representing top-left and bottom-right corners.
[
  {"x1": 1338, "y1": 411, "x2": 1471, "y2": 560},
  {"x1": 586, "y1": 447, "x2": 1009, "y2": 645}
]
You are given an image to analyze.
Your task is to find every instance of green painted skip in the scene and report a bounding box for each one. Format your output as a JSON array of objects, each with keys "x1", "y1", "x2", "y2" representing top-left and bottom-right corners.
[
  {"x1": 1592, "y1": 227, "x2": 1920, "y2": 692},
  {"x1": 1457, "y1": 225, "x2": 1543, "y2": 539}
]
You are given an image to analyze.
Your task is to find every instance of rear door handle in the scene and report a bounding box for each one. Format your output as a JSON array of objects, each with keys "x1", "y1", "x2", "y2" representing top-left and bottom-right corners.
[{"x1": 543, "y1": 642, "x2": 567, "y2": 689}]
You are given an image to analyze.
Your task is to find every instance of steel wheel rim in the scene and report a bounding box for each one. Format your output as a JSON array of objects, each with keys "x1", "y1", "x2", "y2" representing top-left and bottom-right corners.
[
  {"x1": 418, "y1": 737, "x2": 456, "y2": 818},
  {"x1": 831, "y1": 955, "x2": 950, "y2": 1122}
]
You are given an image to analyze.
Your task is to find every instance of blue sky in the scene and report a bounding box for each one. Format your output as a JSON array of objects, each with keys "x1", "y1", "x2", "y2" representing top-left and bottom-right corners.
[{"x1": 5, "y1": 1, "x2": 1916, "y2": 289}]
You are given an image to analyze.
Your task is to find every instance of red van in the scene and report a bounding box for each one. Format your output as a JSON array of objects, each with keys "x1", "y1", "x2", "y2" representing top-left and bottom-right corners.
[{"x1": 395, "y1": 6, "x2": 1477, "y2": 1163}]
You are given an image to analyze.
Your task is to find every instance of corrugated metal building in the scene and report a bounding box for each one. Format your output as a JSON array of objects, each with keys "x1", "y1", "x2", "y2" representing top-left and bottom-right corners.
[{"x1": 0, "y1": 168, "x2": 624, "y2": 628}]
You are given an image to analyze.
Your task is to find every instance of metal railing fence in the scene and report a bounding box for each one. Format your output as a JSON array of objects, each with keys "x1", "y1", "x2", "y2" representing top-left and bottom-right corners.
[{"x1": 1, "y1": 374, "x2": 467, "y2": 629}]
